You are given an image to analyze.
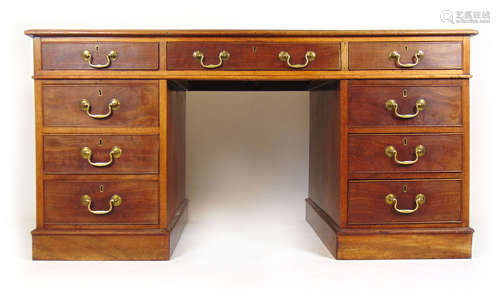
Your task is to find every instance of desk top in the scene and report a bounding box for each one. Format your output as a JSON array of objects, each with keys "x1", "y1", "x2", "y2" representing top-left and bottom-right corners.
[{"x1": 24, "y1": 29, "x2": 478, "y2": 37}]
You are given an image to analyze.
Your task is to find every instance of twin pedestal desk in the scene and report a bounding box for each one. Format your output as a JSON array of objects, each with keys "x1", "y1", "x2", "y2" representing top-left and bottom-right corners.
[{"x1": 25, "y1": 29, "x2": 477, "y2": 260}]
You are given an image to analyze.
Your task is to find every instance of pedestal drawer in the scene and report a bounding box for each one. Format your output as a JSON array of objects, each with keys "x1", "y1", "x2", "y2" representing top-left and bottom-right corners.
[
  {"x1": 348, "y1": 134, "x2": 462, "y2": 174},
  {"x1": 41, "y1": 42, "x2": 159, "y2": 70},
  {"x1": 43, "y1": 135, "x2": 159, "y2": 174},
  {"x1": 348, "y1": 80, "x2": 462, "y2": 127},
  {"x1": 42, "y1": 81, "x2": 159, "y2": 127},
  {"x1": 348, "y1": 179, "x2": 462, "y2": 225},
  {"x1": 167, "y1": 42, "x2": 340, "y2": 70},
  {"x1": 349, "y1": 42, "x2": 462, "y2": 70},
  {"x1": 44, "y1": 180, "x2": 159, "y2": 225}
]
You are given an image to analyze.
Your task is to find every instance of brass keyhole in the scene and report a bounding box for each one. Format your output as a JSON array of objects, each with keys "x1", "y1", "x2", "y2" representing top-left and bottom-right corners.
[
  {"x1": 99, "y1": 185, "x2": 104, "y2": 192},
  {"x1": 403, "y1": 89, "x2": 408, "y2": 98},
  {"x1": 403, "y1": 137, "x2": 408, "y2": 146},
  {"x1": 404, "y1": 45, "x2": 409, "y2": 51},
  {"x1": 98, "y1": 138, "x2": 103, "y2": 146},
  {"x1": 95, "y1": 45, "x2": 99, "y2": 52},
  {"x1": 98, "y1": 89, "x2": 103, "y2": 96},
  {"x1": 403, "y1": 185, "x2": 408, "y2": 192},
  {"x1": 252, "y1": 46, "x2": 257, "y2": 53}
]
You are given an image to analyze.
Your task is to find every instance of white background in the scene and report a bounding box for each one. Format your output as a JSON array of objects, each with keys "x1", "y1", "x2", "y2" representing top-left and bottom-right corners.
[{"x1": 1, "y1": 0, "x2": 498, "y2": 295}]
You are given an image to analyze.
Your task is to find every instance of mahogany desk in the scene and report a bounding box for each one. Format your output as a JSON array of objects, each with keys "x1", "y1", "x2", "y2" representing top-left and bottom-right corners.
[{"x1": 25, "y1": 29, "x2": 477, "y2": 260}]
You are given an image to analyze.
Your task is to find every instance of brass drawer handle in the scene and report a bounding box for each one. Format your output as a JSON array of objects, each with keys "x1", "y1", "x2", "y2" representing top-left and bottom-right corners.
[
  {"x1": 278, "y1": 51, "x2": 316, "y2": 69},
  {"x1": 80, "y1": 98, "x2": 120, "y2": 119},
  {"x1": 81, "y1": 194, "x2": 122, "y2": 215},
  {"x1": 192, "y1": 50, "x2": 230, "y2": 69},
  {"x1": 385, "y1": 98, "x2": 426, "y2": 119},
  {"x1": 389, "y1": 50, "x2": 424, "y2": 68},
  {"x1": 80, "y1": 146, "x2": 122, "y2": 167},
  {"x1": 81, "y1": 49, "x2": 118, "y2": 69},
  {"x1": 385, "y1": 144, "x2": 425, "y2": 165},
  {"x1": 385, "y1": 193, "x2": 426, "y2": 214}
]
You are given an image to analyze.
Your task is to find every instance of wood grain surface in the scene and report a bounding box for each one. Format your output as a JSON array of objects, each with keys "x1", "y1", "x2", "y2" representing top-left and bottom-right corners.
[
  {"x1": 42, "y1": 42, "x2": 159, "y2": 70},
  {"x1": 347, "y1": 179, "x2": 462, "y2": 225},
  {"x1": 348, "y1": 134, "x2": 462, "y2": 174},
  {"x1": 44, "y1": 180, "x2": 159, "y2": 225},
  {"x1": 348, "y1": 80, "x2": 462, "y2": 127},
  {"x1": 349, "y1": 42, "x2": 462, "y2": 70},
  {"x1": 43, "y1": 135, "x2": 159, "y2": 174},
  {"x1": 42, "y1": 80, "x2": 159, "y2": 127},
  {"x1": 167, "y1": 42, "x2": 340, "y2": 70}
]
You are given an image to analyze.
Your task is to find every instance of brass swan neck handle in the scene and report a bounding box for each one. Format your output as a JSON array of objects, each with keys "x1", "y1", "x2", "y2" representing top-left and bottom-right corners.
[
  {"x1": 81, "y1": 194, "x2": 122, "y2": 215},
  {"x1": 385, "y1": 98, "x2": 426, "y2": 119},
  {"x1": 385, "y1": 193, "x2": 426, "y2": 214},
  {"x1": 192, "y1": 50, "x2": 230, "y2": 69},
  {"x1": 278, "y1": 50, "x2": 316, "y2": 69},
  {"x1": 80, "y1": 146, "x2": 122, "y2": 167},
  {"x1": 385, "y1": 144, "x2": 425, "y2": 165},
  {"x1": 81, "y1": 49, "x2": 118, "y2": 69},
  {"x1": 389, "y1": 50, "x2": 424, "y2": 68},
  {"x1": 80, "y1": 98, "x2": 120, "y2": 119}
]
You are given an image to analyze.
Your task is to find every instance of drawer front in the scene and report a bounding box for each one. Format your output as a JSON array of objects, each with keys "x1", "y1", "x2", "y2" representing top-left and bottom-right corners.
[
  {"x1": 348, "y1": 180, "x2": 462, "y2": 225},
  {"x1": 349, "y1": 42, "x2": 462, "y2": 70},
  {"x1": 349, "y1": 81, "x2": 462, "y2": 127},
  {"x1": 41, "y1": 42, "x2": 159, "y2": 70},
  {"x1": 167, "y1": 42, "x2": 340, "y2": 70},
  {"x1": 44, "y1": 180, "x2": 159, "y2": 225},
  {"x1": 349, "y1": 134, "x2": 462, "y2": 173},
  {"x1": 43, "y1": 81, "x2": 159, "y2": 127},
  {"x1": 44, "y1": 135, "x2": 159, "y2": 174}
]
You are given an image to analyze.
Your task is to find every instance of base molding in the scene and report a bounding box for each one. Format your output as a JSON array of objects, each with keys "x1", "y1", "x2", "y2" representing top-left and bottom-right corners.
[
  {"x1": 32, "y1": 200, "x2": 188, "y2": 261},
  {"x1": 32, "y1": 230, "x2": 170, "y2": 260},
  {"x1": 305, "y1": 198, "x2": 473, "y2": 260}
]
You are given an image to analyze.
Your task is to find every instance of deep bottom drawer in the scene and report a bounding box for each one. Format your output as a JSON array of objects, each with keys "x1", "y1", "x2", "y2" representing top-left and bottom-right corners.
[
  {"x1": 44, "y1": 180, "x2": 159, "y2": 225},
  {"x1": 348, "y1": 179, "x2": 462, "y2": 225}
]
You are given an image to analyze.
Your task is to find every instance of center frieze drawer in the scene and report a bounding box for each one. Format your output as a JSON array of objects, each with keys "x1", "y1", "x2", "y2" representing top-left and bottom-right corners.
[
  {"x1": 167, "y1": 42, "x2": 340, "y2": 70},
  {"x1": 42, "y1": 80, "x2": 159, "y2": 128},
  {"x1": 43, "y1": 135, "x2": 159, "y2": 174},
  {"x1": 348, "y1": 134, "x2": 462, "y2": 174},
  {"x1": 44, "y1": 180, "x2": 159, "y2": 225}
]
